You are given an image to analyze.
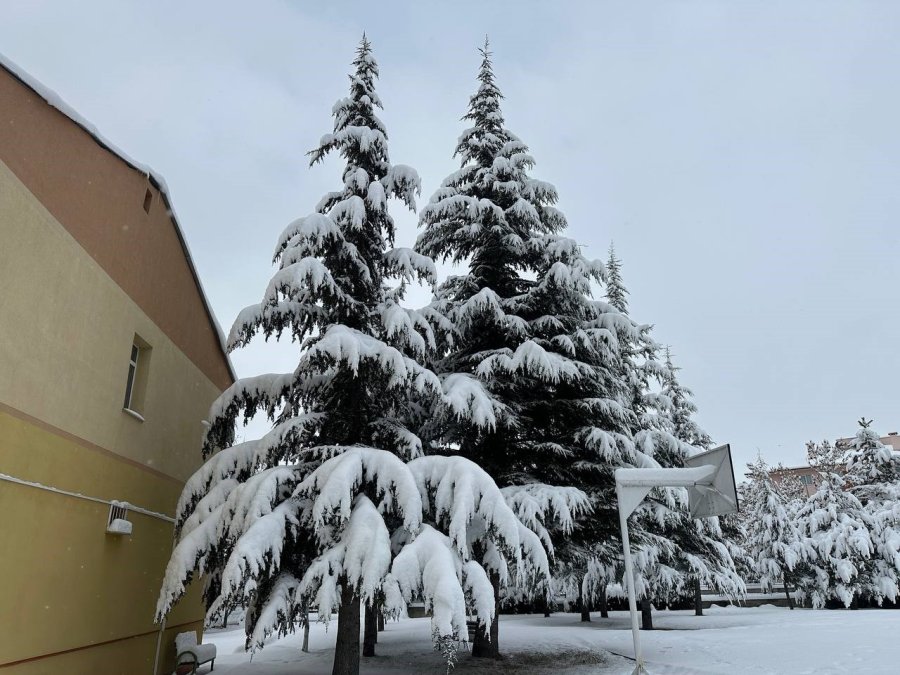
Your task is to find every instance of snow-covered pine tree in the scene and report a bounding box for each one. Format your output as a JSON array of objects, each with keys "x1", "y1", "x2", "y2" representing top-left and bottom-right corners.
[
  {"x1": 718, "y1": 510, "x2": 754, "y2": 591},
  {"x1": 154, "y1": 38, "x2": 522, "y2": 675},
  {"x1": 843, "y1": 419, "x2": 900, "y2": 605},
  {"x1": 661, "y1": 347, "x2": 712, "y2": 451},
  {"x1": 655, "y1": 347, "x2": 746, "y2": 610},
  {"x1": 743, "y1": 456, "x2": 806, "y2": 608},
  {"x1": 604, "y1": 243, "x2": 628, "y2": 316},
  {"x1": 603, "y1": 244, "x2": 657, "y2": 436},
  {"x1": 416, "y1": 41, "x2": 628, "y2": 655},
  {"x1": 845, "y1": 419, "x2": 900, "y2": 504},
  {"x1": 806, "y1": 438, "x2": 845, "y2": 474},
  {"x1": 794, "y1": 468, "x2": 875, "y2": 608},
  {"x1": 598, "y1": 250, "x2": 743, "y2": 618},
  {"x1": 770, "y1": 464, "x2": 809, "y2": 506}
]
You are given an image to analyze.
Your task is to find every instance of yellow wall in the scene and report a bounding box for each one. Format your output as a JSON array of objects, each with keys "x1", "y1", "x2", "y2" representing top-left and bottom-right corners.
[
  {"x1": 3, "y1": 623, "x2": 203, "y2": 675},
  {"x1": 0, "y1": 158, "x2": 224, "y2": 670},
  {"x1": 0, "y1": 158, "x2": 221, "y2": 485},
  {"x1": 0, "y1": 415, "x2": 205, "y2": 671}
]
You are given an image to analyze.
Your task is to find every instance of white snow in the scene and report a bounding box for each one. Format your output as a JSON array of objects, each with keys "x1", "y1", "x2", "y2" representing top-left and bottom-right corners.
[
  {"x1": 475, "y1": 340, "x2": 584, "y2": 383},
  {"x1": 202, "y1": 605, "x2": 900, "y2": 674}
]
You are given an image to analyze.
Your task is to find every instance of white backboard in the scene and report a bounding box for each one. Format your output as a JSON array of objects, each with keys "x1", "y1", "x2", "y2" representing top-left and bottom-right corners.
[{"x1": 683, "y1": 444, "x2": 739, "y2": 518}]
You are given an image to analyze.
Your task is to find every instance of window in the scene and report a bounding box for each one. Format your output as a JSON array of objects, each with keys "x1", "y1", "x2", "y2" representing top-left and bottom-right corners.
[
  {"x1": 142, "y1": 188, "x2": 153, "y2": 214},
  {"x1": 123, "y1": 344, "x2": 139, "y2": 409},
  {"x1": 123, "y1": 335, "x2": 151, "y2": 419}
]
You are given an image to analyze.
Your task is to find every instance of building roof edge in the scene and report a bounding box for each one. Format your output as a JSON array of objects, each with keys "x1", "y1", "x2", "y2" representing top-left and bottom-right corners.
[{"x1": 0, "y1": 52, "x2": 237, "y2": 384}]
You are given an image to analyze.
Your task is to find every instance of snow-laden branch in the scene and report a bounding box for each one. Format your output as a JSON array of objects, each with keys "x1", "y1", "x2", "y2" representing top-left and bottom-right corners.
[
  {"x1": 379, "y1": 301, "x2": 436, "y2": 356},
  {"x1": 295, "y1": 447, "x2": 422, "y2": 536},
  {"x1": 298, "y1": 495, "x2": 392, "y2": 625},
  {"x1": 302, "y1": 324, "x2": 441, "y2": 392},
  {"x1": 501, "y1": 484, "x2": 592, "y2": 553},
  {"x1": 385, "y1": 525, "x2": 489, "y2": 640},
  {"x1": 475, "y1": 340, "x2": 584, "y2": 383},
  {"x1": 383, "y1": 247, "x2": 437, "y2": 286},
  {"x1": 408, "y1": 455, "x2": 550, "y2": 586}
]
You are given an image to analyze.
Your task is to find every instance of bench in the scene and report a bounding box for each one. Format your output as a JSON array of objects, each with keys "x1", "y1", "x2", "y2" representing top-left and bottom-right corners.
[{"x1": 175, "y1": 631, "x2": 216, "y2": 674}]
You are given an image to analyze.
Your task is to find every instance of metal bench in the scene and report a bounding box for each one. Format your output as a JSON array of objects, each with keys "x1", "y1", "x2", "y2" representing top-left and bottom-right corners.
[{"x1": 175, "y1": 631, "x2": 216, "y2": 674}]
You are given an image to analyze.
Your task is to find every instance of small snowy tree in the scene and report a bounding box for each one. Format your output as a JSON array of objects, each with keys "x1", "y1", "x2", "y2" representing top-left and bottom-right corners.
[
  {"x1": 806, "y1": 438, "x2": 846, "y2": 474},
  {"x1": 743, "y1": 457, "x2": 806, "y2": 608},
  {"x1": 794, "y1": 471, "x2": 874, "y2": 608},
  {"x1": 770, "y1": 464, "x2": 809, "y2": 507},
  {"x1": 844, "y1": 419, "x2": 900, "y2": 604},
  {"x1": 845, "y1": 419, "x2": 900, "y2": 505}
]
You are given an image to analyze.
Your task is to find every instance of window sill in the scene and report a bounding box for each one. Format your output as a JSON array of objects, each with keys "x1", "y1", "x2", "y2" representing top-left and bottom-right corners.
[{"x1": 122, "y1": 408, "x2": 145, "y2": 422}]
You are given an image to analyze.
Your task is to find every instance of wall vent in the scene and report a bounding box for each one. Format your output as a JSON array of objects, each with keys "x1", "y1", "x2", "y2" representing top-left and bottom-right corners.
[{"x1": 107, "y1": 502, "x2": 133, "y2": 535}]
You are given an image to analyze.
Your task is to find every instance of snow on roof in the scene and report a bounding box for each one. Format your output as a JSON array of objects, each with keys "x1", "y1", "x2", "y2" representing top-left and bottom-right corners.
[{"x1": 0, "y1": 52, "x2": 236, "y2": 383}]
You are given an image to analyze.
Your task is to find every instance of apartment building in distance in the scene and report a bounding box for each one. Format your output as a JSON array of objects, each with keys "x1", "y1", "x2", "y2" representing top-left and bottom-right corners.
[
  {"x1": 769, "y1": 431, "x2": 900, "y2": 496},
  {"x1": 0, "y1": 56, "x2": 234, "y2": 673},
  {"x1": 769, "y1": 464, "x2": 822, "y2": 497}
]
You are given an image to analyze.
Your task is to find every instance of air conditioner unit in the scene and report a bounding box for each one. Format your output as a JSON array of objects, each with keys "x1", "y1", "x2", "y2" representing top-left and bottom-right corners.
[{"x1": 106, "y1": 502, "x2": 133, "y2": 535}]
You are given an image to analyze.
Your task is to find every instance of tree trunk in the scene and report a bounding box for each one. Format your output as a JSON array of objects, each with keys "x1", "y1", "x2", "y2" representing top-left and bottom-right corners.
[
  {"x1": 332, "y1": 585, "x2": 360, "y2": 675},
  {"x1": 363, "y1": 604, "x2": 377, "y2": 657},
  {"x1": 542, "y1": 593, "x2": 551, "y2": 618},
  {"x1": 599, "y1": 585, "x2": 609, "y2": 619},
  {"x1": 580, "y1": 603, "x2": 591, "y2": 622},
  {"x1": 302, "y1": 603, "x2": 310, "y2": 653},
  {"x1": 641, "y1": 598, "x2": 653, "y2": 630},
  {"x1": 377, "y1": 610, "x2": 385, "y2": 632},
  {"x1": 693, "y1": 578, "x2": 703, "y2": 616},
  {"x1": 472, "y1": 571, "x2": 501, "y2": 659},
  {"x1": 783, "y1": 576, "x2": 795, "y2": 610},
  {"x1": 578, "y1": 585, "x2": 591, "y2": 622}
]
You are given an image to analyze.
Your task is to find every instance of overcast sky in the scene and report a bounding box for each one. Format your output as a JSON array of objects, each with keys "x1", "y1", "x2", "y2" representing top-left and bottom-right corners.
[{"x1": 3, "y1": 0, "x2": 898, "y2": 473}]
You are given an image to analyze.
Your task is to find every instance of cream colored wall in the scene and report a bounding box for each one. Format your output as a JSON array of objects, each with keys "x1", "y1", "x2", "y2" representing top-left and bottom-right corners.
[
  {"x1": 0, "y1": 158, "x2": 221, "y2": 485},
  {"x1": 2, "y1": 623, "x2": 203, "y2": 675},
  {"x1": 0, "y1": 422, "x2": 204, "y2": 670},
  {"x1": 0, "y1": 158, "x2": 223, "y2": 671}
]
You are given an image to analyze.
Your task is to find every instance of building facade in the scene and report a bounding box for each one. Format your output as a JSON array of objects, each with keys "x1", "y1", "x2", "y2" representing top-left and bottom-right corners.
[
  {"x1": 769, "y1": 465, "x2": 822, "y2": 496},
  {"x1": 0, "y1": 59, "x2": 234, "y2": 673},
  {"x1": 769, "y1": 432, "x2": 900, "y2": 497}
]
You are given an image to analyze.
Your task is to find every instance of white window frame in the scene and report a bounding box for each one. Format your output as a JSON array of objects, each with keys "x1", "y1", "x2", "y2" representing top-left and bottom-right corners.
[{"x1": 123, "y1": 343, "x2": 140, "y2": 411}]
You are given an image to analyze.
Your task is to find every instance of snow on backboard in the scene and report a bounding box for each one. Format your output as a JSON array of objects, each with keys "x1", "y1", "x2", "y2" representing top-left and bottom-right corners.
[{"x1": 684, "y1": 444, "x2": 739, "y2": 518}]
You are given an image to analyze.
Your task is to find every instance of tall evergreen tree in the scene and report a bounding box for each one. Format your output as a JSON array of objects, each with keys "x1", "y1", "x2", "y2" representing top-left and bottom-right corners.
[
  {"x1": 661, "y1": 347, "x2": 713, "y2": 450},
  {"x1": 744, "y1": 456, "x2": 806, "y2": 608},
  {"x1": 605, "y1": 243, "x2": 629, "y2": 315},
  {"x1": 596, "y1": 252, "x2": 744, "y2": 615},
  {"x1": 154, "y1": 39, "x2": 551, "y2": 675},
  {"x1": 416, "y1": 41, "x2": 633, "y2": 656}
]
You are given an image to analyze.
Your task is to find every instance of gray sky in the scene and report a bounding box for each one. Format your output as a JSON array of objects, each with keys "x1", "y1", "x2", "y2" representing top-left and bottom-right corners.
[{"x1": 3, "y1": 0, "x2": 898, "y2": 473}]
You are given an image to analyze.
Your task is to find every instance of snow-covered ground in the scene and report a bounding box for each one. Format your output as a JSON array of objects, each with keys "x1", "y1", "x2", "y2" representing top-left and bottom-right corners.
[{"x1": 203, "y1": 605, "x2": 900, "y2": 674}]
